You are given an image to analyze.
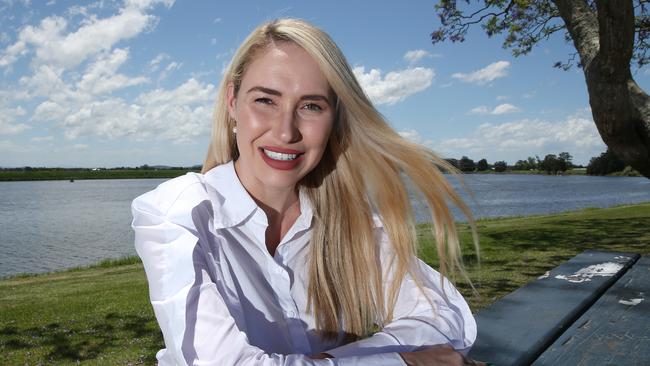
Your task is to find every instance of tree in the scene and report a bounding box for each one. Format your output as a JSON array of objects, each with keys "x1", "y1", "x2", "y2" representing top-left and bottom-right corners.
[
  {"x1": 540, "y1": 154, "x2": 562, "y2": 174},
  {"x1": 493, "y1": 160, "x2": 508, "y2": 172},
  {"x1": 587, "y1": 148, "x2": 626, "y2": 174},
  {"x1": 558, "y1": 151, "x2": 574, "y2": 171},
  {"x1": 477, "y1": 158, "x2": 489, "y2": 171},
  {"x1": 459, "y1": 156, "x2": 476, "y2": 172},
  {"x1": 514, "y1": 156, "x2": 540, "y2": 170},
  {"x1": 431, "y1": 1, "x2": 650, "y2": 178},
  {"x1": 514, "y1": 160, "x2": 528, "y2": 170}
]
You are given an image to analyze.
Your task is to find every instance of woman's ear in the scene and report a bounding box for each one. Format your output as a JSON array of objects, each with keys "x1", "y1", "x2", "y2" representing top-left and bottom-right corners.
[{"x1": 226, "y1": 81, "x2": 237, "y2": 121}]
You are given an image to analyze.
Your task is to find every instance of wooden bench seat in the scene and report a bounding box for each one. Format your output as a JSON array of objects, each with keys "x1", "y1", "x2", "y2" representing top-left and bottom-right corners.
[{"x1": 467, "y1": 250, "x2": 643, "y2": 365}]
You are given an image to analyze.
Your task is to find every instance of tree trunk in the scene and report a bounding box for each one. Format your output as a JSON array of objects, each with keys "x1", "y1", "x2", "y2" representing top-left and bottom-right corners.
[{"x1": 554, "y1": 0, "x2": 650, "y2": 178}]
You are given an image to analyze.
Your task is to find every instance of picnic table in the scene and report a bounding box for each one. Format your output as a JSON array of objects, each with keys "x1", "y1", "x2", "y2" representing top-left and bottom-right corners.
[{"x1": 468, "y1": 250, "x2": 649, "y2": 366}]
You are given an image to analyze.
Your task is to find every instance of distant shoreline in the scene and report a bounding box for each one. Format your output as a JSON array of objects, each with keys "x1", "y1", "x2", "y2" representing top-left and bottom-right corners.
[
  {"x1": 0, "y1": 168, "x2": 200, "y2": 181},
  {"x1": 1, "y1": 167, "x2": 642, "y2": 181}
]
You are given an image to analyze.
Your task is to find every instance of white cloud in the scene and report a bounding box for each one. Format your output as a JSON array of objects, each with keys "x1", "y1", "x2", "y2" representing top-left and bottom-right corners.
[
  {"x1": 33, "y1": 100, "x2": 68, "y2": 121},
  {"x1": 469, "y1": 103, "x2": 520, "y2": 115},
  {"x1": 59, "y1": 78, "x2": 215, "y2": 142},
  {"x1": 0, "y1": 1, "x2": 168, "y2": 70},
  {"x1": 469, "y1": 106, "x2": 489, "y2": 115},
  {"x1": 353, "y1": 66, "x2": 434, "y2": 105},
  {"x1": 0, "y1": 40, "x2": 27, "y2": 67},
  {"x1": 452, "y1": 61, "x2": 510, "y2": 85},
  {"x1": 399, "y1": 129, "x2": 422, "y2": 143},
  {"x1": 0, "y1": 104, "x2": 29, "y2": 134},
  {"x1": 492, "y1": 103, "x2": 519, "y2": 115},
  {"x1": 77, "y1": 48, "x2": 149, "y2": 95},
  {"x1": 149, "y1": 52, "x2": 169, "y2": 71},
  {"x1": 404, "y1": 49, "x2": 430, "y2": 65},
  {"x1": 0, "y1": 139, "x2": 35, "y2": 154},
  {"x1": 30, "y1": 135, "x2": 54, "y2": 142},
  {"x1": 124, "y1": 0, "x2": 175, "y2": 10},
  {"x1": 432, "y1": 115, "x2": 606, "y2": 164},
  {"x1": 71, "y1": 143, "x2": 88, "y2": 150}
]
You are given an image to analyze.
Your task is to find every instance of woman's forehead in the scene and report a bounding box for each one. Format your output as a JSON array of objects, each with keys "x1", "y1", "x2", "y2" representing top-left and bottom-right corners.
[{"x1": 240, "y1": 42, "x2": 332, "y2": 96}]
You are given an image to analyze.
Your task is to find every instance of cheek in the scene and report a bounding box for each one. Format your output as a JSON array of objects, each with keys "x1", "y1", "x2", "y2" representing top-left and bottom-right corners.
[
  {"x1": 237, "y1": 109, "x2": 268, "y2": 139},
  {"x1": 305, "y1": 121, "x2": 334, "y2": 149}
]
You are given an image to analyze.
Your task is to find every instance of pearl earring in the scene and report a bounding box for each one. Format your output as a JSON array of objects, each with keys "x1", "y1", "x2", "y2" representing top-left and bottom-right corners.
[{"x1": 232, "y1": 126, "x2": 237, "y2": 134}]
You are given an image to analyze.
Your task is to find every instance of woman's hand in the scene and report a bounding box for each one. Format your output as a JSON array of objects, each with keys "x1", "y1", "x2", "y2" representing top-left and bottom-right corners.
[{"x1": 399, "y1": 344, "x2": 486, "y2": 366}]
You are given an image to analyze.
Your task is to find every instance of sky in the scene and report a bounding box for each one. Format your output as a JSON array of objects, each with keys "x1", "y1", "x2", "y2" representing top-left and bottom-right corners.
[{"x1": 1, "y1": 0, "x2": 648, "y2": 168}]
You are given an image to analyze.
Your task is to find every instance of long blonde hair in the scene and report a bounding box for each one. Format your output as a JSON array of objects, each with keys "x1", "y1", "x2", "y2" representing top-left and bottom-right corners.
[{"x1": 202, "y1": 18, "x2": 477, "y2": 339}]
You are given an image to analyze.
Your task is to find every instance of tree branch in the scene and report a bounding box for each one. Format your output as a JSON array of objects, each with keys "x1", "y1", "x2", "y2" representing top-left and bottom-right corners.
[{"x1": 552, "y1": 0, "x2": 600, "y2": 69}]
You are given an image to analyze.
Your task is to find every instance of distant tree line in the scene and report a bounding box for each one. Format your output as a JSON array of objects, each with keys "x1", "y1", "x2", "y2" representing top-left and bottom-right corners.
[
  {"x1": 446, "y1": 152, "x2": 575, "y2": 175},
  {"x1": 0, "y1": 164, "x2": 202, "y2": 171},
  {"x1": 444, "y1": 149, "x2": 638, "y2": 176}
]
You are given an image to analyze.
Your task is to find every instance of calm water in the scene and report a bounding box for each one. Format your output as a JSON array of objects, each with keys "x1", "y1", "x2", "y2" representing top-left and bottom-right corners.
[{"x1": 1, "y1": 174, "x2": 649, "y2": 277}]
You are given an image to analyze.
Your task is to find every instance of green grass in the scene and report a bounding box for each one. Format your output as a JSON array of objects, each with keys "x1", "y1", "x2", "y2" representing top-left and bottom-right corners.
[
  {"x1": 418, "y1": 202, "x2": 650, "y2": 309},
  {"x1": 1, "y1": 202, "x2": 649, "y2": 364},
  {"x1": 0, "y1": 169, "x2": 198, "y2": 181}
]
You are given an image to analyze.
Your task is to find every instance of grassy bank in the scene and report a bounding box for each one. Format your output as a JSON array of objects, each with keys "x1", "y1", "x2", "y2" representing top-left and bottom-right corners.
[
  {"x1": 1, "y1": 202, "x2": 649, "y2": 365},
  {"x1": 0, "y1": 169, "x2": 198, "y2": 181}
]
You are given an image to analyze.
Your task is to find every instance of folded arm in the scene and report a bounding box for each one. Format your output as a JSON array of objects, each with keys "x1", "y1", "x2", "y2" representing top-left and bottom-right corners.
[{"x1": 323, "y1": 226, "x2": 476, "y2": 359}]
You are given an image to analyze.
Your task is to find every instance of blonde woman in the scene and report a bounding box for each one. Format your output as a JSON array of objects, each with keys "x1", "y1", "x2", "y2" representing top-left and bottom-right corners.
[{"x1": 132, "y1": 18, "x2": 482, "y2": 366}]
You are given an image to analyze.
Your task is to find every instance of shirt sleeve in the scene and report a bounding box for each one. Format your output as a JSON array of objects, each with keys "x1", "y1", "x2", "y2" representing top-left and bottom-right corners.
[
  {"x1": 132, "y1": 185, "x2": 409, "y2": 366},
  {"x1": 324, "y1": 225, "x2": 477, "y2": 359}
]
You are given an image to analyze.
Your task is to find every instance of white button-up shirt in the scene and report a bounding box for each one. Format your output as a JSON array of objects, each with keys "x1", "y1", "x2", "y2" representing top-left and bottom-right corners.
[{"x1": 132, "y1": 161, "x2": 476, "y2": 365}]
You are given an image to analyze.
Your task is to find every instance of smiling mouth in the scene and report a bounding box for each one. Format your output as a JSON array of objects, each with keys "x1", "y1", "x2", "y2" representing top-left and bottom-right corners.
[{"x1": 262, "y1": 148, "x2": 302, "y2": 161}]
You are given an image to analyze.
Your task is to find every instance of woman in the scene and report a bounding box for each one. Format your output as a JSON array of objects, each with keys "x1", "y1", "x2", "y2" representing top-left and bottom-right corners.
[{"x1": 132, "y1": 18, "x2": 481, "y2": 365}]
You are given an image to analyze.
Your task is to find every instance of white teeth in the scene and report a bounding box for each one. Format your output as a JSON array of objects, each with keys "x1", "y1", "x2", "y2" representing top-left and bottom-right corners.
[{"x1": 263, "y1": 149, "x2": 298, "y2": 161}]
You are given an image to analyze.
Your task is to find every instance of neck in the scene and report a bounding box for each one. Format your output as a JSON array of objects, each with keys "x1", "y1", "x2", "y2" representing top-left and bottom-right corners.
[
  {"x1": 233, "y1": 160, "x2": 301, "y2": 222},
  {"x1": 233, "y1": 160, "x2": 302, "y2": 256}
]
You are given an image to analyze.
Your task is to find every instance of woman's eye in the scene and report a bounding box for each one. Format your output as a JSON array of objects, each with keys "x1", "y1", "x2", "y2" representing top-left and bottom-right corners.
[
  {"x1": 304, "y1": 103, "x2": 323, "y2": 112},
  {"x1": 255, "y1": 98, "x2": 273, "y2": 105}
]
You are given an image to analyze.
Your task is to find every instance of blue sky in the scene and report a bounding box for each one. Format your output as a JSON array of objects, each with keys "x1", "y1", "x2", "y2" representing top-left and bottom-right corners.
[{"x1": 1, "y1": 0, "x2": 648, "y2": 167}]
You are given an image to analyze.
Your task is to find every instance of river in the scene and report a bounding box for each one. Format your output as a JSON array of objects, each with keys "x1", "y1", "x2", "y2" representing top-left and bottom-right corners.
[{"x1": 1, "y1": 174, "x2": 648, "y2": 278}]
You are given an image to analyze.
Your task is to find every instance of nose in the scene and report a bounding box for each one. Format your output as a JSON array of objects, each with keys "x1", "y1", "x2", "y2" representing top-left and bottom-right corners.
[{"x1": 273, "y1": 107, "x2": 302, "y2": 143}]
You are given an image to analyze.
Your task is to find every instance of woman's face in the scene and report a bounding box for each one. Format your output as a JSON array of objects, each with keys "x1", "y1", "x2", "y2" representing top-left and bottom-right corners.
[{"x1": 227, "y1": 42, "x2": 335, "y2": 194}]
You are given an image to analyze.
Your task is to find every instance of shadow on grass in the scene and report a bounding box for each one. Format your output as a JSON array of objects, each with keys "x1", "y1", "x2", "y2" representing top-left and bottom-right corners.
[
  {"x1": 1, "y1": 312, "x2": 162, "y2": 364},
  {"x1": 484, "y1": 217, "x2": 650, "y2": 254}
]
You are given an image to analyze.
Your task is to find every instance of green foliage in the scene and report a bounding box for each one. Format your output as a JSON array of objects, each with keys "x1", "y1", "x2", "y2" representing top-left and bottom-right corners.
[
  {"x1": 432, "y1": 1, "x2": 650, "y2": 68},
  {"x1": 587, "y1": 149, "x2": 627, "y2": 175},
  {"x1": 459, "y1": 156, "x2": 476, "y2": 172},
  {"x1": 0, "y1": 168, "x2": 199, "y2": 181},
  {"x1": 538, "y1": 152, "x2": 572, "y2": 174},
  {"x1": 477, "y1": 158, "x2": 489, "y2": 171},
  {"x1": 493, "y1": 160, "x2": 508, "y2": 172}
]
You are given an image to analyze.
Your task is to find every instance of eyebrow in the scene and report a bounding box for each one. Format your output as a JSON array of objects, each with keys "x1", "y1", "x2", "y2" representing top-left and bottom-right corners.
[{"x1": 247, "y1": 86, "x2": 331, "y2": 105}]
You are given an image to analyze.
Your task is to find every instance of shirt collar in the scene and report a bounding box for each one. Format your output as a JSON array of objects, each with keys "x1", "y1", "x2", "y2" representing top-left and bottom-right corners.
[{"x1": 203, "y1": 160, "x2": 314, "y2": 231}]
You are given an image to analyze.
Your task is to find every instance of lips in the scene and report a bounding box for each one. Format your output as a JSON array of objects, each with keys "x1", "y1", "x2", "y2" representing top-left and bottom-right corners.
[
  {"x1": 262, "y1": 146, "x2": 303, "y2": 154},
  {"x1": 259, "y1": 147, "x2": 304, "y2": 170}
]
